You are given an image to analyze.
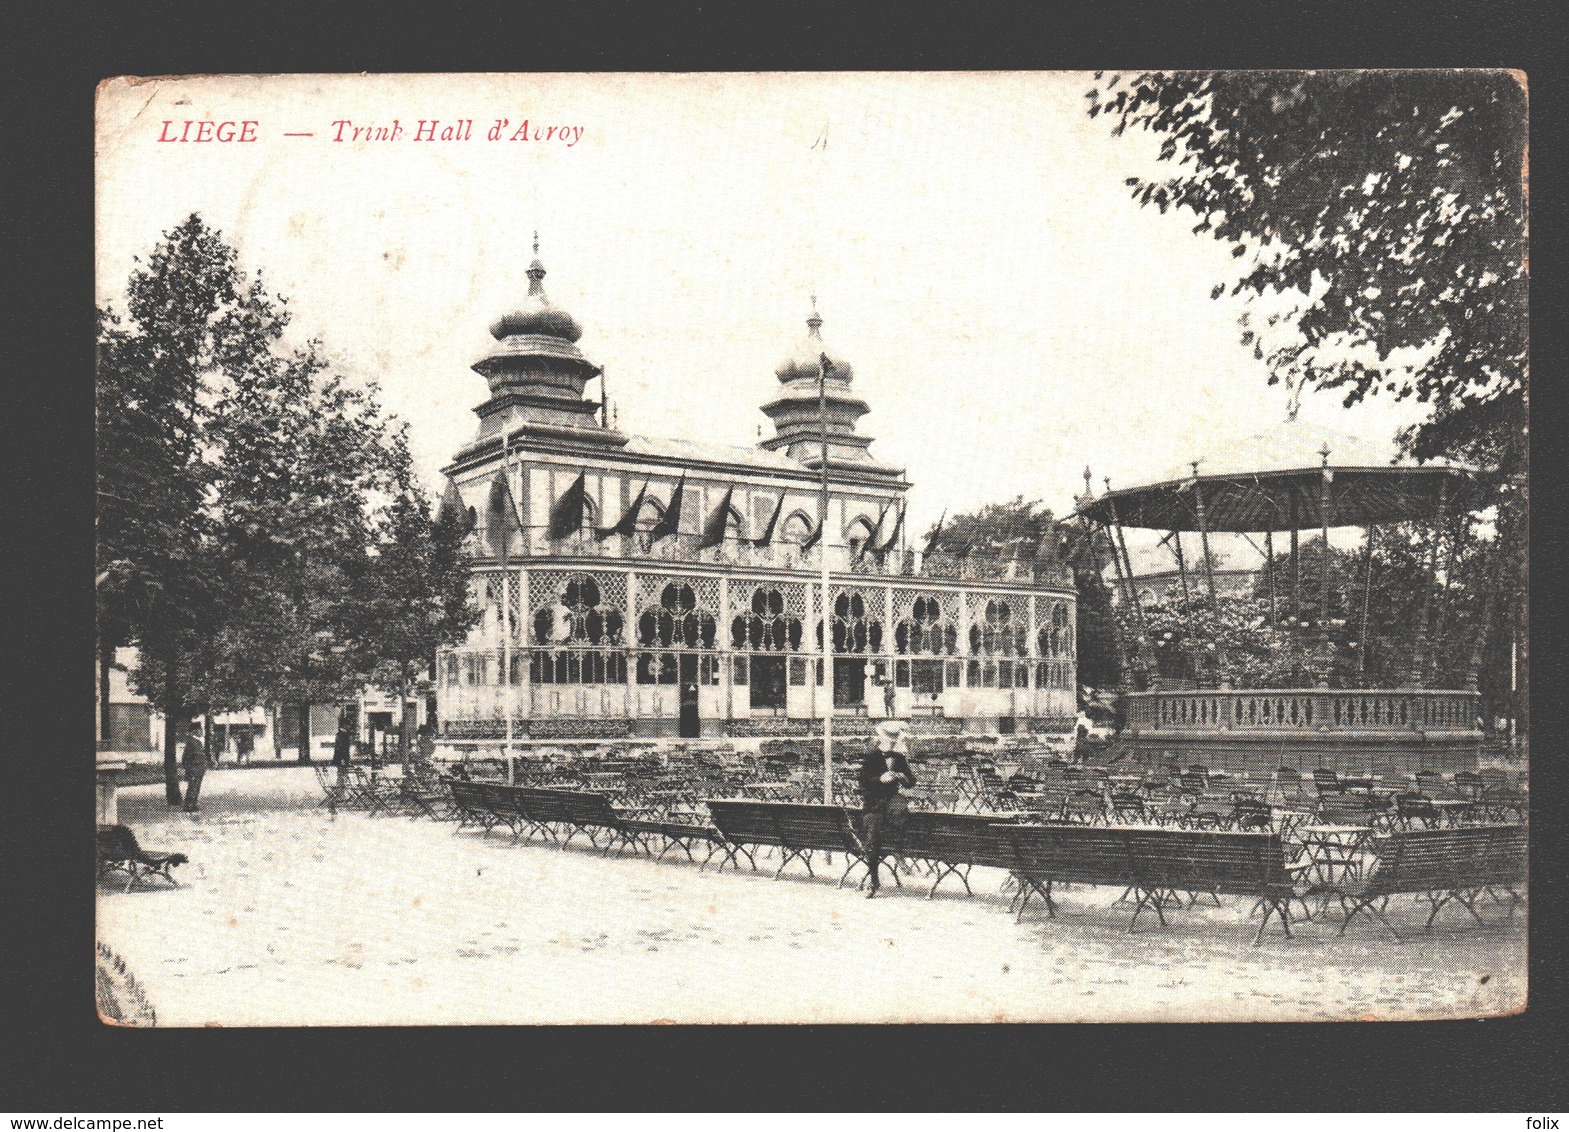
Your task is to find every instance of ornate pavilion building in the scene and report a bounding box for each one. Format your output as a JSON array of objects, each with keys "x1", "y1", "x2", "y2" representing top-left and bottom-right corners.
[{"x1": 435, "y1": 249, "x2": 1077, "y2": 742}]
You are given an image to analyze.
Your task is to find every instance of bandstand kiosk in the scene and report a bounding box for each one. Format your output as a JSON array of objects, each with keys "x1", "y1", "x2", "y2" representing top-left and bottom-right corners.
[{"x1": 1075, "y1": 426, "x2": 1491, "y2": 778}]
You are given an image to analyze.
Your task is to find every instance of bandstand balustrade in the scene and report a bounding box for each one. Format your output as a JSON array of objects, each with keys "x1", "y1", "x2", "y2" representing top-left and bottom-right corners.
[{"x1": 1122, "y1": 687, "x2": 1483, "y2": 777}]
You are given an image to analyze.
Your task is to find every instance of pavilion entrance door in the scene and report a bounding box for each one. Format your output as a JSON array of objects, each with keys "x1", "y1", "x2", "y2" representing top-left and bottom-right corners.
[
  {"x1": 678, "y1": 653, "x2": 700, "y2": 738},
  {"x1": 750, "y1": 656, "x2": 787, "y2": 711},
  {"x1": 834, "y1": 658, "x2": 866, "y2": 708}
]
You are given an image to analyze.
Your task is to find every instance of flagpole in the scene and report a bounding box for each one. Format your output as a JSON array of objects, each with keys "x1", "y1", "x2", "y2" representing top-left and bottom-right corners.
[
  {"x1": 818, "y1": 355, "x2": 834, "y2": 804},
  {"x1": 501, "y1": 435, "x2": 514, "y2": 783}
]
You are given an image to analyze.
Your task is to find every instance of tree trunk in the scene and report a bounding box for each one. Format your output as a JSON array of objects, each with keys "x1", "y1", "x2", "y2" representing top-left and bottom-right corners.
[
  {"x1": 296, "y1": 700, "x2": 312, "y2": 762},
  {"x1": 162, "y1": 709, "x2": 183, "y2": 807},
  {"x1": 269, "y1": 702, "x2": 283, "y2": 761},
  {"x1": 399, "y1": 669, "x2": 414, "y2": 770}
]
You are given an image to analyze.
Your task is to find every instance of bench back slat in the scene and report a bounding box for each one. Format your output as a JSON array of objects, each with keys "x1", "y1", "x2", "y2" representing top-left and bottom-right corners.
[
  {"x1": 1366, "y1": 825, "x2": 1526, "y2": 895},
  {"x1": 999, "y1": 825, "x2": 1295, "y2": 895}
]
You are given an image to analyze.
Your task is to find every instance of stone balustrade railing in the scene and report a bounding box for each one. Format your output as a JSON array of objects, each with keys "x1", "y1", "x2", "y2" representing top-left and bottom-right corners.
[{"x1": 1125, "y1": 688, "x2": 1481, "y2": 734}]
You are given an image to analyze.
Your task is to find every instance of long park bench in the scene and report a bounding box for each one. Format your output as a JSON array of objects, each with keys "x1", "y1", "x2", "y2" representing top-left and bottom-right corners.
[
  {"x1": 892, "y1": 811, "x2": 1023, "y2": 898},
  {"x1": 703, "y1": 800, "x2": 867, "y2": 883},
  {"x1": 1336, "y1": 824, "x2": 1526, "y2": 940},
  {"x1": 999, "y1": 824, "x2": 1308, "y2": 945},
  {"x1": 445, "y1": 779, "x2": 727, "y2": 862},
  {"x1": 446, "y1": 778, "x2": 503, "y2": 831},
  {"x1": 97, "y1": 824, "x2": 189, "y2": 892}
]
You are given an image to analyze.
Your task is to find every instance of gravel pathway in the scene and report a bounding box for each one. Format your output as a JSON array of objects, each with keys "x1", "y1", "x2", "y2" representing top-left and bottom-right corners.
[{"x1": 96, "y1": 768, "x2": 1526, "y2": 1026}]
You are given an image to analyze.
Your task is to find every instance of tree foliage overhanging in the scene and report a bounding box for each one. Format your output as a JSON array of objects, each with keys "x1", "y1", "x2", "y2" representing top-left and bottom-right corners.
[
  {"x1": 97, "y1": 214, "x2": 477, "y2": 797},
  {"x1": 1085, "y1": 70, "x2": 1527, "y2": 477}
]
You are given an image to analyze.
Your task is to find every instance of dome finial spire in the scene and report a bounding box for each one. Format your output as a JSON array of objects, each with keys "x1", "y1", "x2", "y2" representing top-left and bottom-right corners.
[
  {"x1": 526, "y1": 232, "x2": 547, "y2": 296},
  {"x1": 807, "y1": 293, "x2": 823, "y2": 339}
]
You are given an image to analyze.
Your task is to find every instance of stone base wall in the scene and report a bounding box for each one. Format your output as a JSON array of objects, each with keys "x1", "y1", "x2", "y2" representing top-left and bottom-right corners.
[{"x1": 1125, "y1": 730, "x2": 1482, "y2": 777}]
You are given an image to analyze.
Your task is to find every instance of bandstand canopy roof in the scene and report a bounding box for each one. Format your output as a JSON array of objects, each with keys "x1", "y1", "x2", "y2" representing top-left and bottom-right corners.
[{"x1": 1076, "y1": 422, "x2": 1489, "y2": 533}]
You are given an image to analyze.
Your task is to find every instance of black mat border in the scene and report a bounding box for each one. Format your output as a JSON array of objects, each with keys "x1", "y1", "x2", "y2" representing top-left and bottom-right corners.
[{"x1": 11, "y1": 0, "x2": 1566, "y2": 1113}]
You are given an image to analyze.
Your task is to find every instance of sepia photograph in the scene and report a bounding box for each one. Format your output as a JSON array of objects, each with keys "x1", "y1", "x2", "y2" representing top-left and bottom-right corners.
[{"x1": 93, "y1": 70, "x2": 1528, "y2": 1027}]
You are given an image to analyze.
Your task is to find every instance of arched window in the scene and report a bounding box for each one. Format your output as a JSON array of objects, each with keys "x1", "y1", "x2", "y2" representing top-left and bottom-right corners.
[
  {"x1": 845, "y1": 516, "x2": 876, "y2": 556},
  {"x1": 531, "y1": 573, "x2": 624, "y2": 646},
  {"x1": 636, "y1": 581, "x2": 717, "y2": 649},
  {"x1": 781, "y1": 511, "x2": 815, "y2": 545},
  {"x1": 636, "y1": 498, "x2": 665, "y2": 532},
  {"x1": 816, "y1": 589, "x2": 883, "y2": 654},
  {"x1": 1038, "y1": 602, "x2": 1072, "y2": 657},
  {"x1": 894, "y1": 593, "x2": 957, "y2": 655},
  {"x1": 970, "y1": 599, "x2": 1024, "y2": 656},
  {"x1": 730, "y1": 586, "x2": 803, "y2": 651}
]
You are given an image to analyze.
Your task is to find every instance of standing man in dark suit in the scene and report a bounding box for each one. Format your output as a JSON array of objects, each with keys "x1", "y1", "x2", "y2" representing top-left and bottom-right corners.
[
  {"x1": 181, "y1": 724, "x2": 207, "y2": 813},
  {"x1": 858, "y1": 720, "x2": 916, "y2": 898}
]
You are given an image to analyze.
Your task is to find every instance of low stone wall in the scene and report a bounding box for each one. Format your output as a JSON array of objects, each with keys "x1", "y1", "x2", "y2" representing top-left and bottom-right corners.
[{"x1": 1125, "y1": 731, "x2": 1481, "y2": 776}]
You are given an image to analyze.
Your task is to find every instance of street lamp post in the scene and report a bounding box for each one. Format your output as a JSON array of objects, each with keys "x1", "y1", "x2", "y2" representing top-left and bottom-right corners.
[{"x1": 818, "y1": 353, "x2": 834, "y2": 804}]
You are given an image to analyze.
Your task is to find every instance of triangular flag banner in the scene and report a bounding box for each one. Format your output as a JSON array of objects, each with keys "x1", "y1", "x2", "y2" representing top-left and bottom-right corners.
[
  {"x1": 877, "y1": 505, "x2": 906, "y2": 556},
  {"x1": 819, "y1": 352, "x2": 835, "y2": 377},
  {"x1": 800, "y1": 516, "x2": 824, "y2": 552},
  {"x1": 649, "y1": 474, "x2": 686, "y2": 542},
  {"x1": 600, "y1": 481, "x2": 647, "y2": 539},
  {"x1": 438, "y1": 478, "x2": 474, "y2": 534},
  {"x1": 548, "y1": 469, "x2": 589, "y2": 541},
  {"x1": 856, "y1": 500, "x2": 891, "y2": 560},
  {"x1": 486, "y1": 473, "x2": 523, "y2": 557},
  {"x1": 751, "y1": 493, "x2": 785, "y2": 548},
  {"x1": 922, "y1": 510, "x2": 946, "y2": 557},
  {"x1": 696, "y1": 485, "x2": 735, "y2": 550}
]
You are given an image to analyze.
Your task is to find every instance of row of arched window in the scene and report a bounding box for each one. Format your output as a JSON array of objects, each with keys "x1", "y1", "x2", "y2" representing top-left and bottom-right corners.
[
  {"x1": 515, "y1": 578, "x2": 1072, "y2": 656},
  {"x1": 444, "y1": 650, "x2": 1074, "y2": 691}
]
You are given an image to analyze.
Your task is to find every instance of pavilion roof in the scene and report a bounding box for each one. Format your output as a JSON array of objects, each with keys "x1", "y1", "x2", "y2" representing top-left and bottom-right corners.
[{"x1": 1075, "y1": 421, "x2": 1488, "y2": 533}]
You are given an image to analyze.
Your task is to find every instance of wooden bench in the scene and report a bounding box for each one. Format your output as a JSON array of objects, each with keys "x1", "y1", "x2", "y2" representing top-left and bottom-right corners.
[
  {"x1": 704, "y1": 800, "x2": 865, "y2": 883},
  {"x1": 516, "y1": 787, "x2": 680, "y2": 856},
  {"x1": 448, "y1": 780, "x2": 731, "y2": 864},
  {"x1": 1337, "y1": 824, "x2": 1527, "y2": 940},
  {"x1": 999, "y1": 824, "x2": 1307, "y2": 945},
  {"x1": 894, "y1": 811, "x2": 1022, "y2": 898},
  {"x1": 446, "y1": 779, "x2": 503, "y2": 832},
  {"x1": 97, "y1": 824, "x2": 189, "y2": 892}
]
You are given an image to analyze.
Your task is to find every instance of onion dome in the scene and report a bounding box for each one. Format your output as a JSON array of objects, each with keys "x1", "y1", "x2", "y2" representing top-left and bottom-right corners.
[
  {"x1": 759, "y1": 300, "x2": 883, "y2": 469},
  {"x1": 486, "y1": 255, "x2": 584, "y2": 343},
  {"x1": 473, "y1": 238, "x2": 598, "y2": 382},
  {"x1": 774, "y1": 303, "x2": 855, "y2": 384},
  {"x1": 468, "y1": 237, "x2": 613, "y2": 443}
]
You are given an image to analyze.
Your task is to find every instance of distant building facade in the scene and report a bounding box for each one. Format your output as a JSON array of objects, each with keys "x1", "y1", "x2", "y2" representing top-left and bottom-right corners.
[{"x1": 436, "y1": 253, "x2": 1077, "y2": 741}]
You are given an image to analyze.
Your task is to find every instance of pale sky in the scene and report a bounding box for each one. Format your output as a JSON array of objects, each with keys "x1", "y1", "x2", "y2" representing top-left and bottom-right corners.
[{"x1": 96, "y1": 72, "x2": 1431, "y2": 566}]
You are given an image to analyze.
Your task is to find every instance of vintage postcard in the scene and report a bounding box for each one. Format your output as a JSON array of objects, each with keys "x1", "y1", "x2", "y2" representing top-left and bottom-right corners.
[{"x1": 95, "y1": 71, "x2": 1527, "y2": 1026}]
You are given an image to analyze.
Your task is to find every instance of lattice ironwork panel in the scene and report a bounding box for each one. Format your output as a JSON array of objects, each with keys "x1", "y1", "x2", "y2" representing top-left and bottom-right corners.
[
  {"x1": 892, "y1": 586, "x2": 960, "y2": 625},
  {"x1": 525, "y1": 570, "x2": 629, "y2": 647},
  {"x1": 726, "y1": 578, "x2": 810, "y2": 622},
  {"x1": 506, "y1": 571, "x2": 522, "y2": 640},
  {"x1": 529, "y1": 570, "x2": 628, "y2": 615},
  {"x1": 636, "y1": 572, "x2": 720, "y2": 616}
]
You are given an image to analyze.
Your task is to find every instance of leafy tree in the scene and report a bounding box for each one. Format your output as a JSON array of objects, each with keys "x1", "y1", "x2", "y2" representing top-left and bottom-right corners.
[
  {"x1": 206, "y1": 344, "x2": 401, "y2": 760},
  {"x1": 358, "y1": 430, "x2": 479, "y2": 762},
  {"x1": 1072, "y1": 567, "x2": 1122, "y2": 692},
  {"x1": 97, "y1": 215, "x2": 287, "y2": 802},
  {"x1": 923, "y1": 496, "x2": 1058, "y2": 562}
]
